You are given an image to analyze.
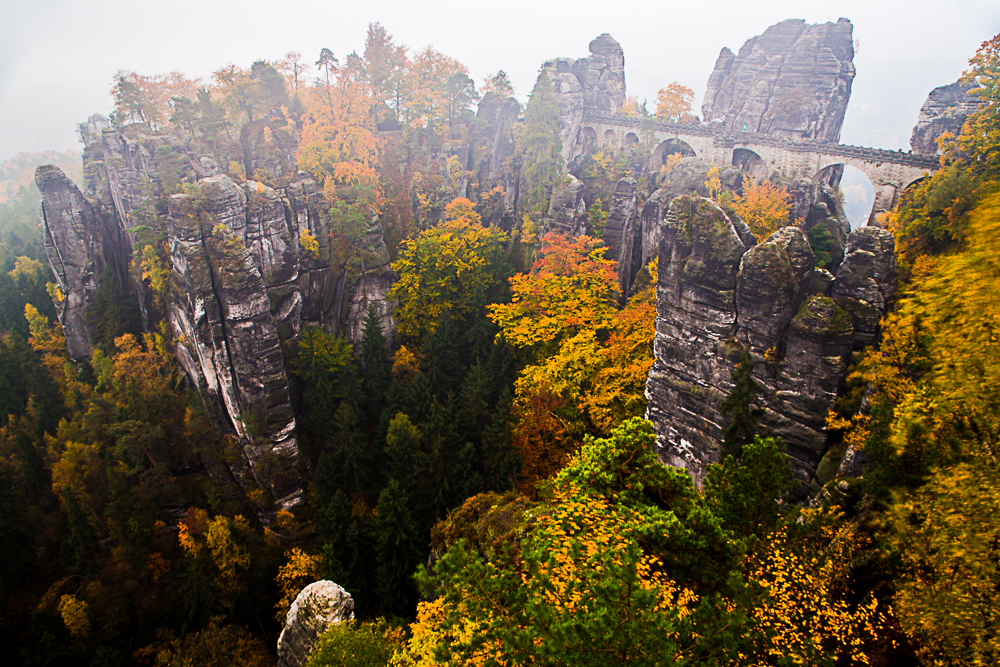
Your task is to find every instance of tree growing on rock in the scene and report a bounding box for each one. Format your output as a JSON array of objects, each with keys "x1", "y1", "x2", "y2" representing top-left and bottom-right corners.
[
  {"x1": 720, "y1": 348, "x2": 765, "y2": 458},
  {"x1": 731, "y1": 174, "x2": 792, "y2": 240}
]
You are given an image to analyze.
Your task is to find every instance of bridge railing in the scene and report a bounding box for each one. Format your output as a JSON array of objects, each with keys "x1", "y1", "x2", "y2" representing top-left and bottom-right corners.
[{"x1": 579, "y1": 111, "x2": 940, "y2": 170}]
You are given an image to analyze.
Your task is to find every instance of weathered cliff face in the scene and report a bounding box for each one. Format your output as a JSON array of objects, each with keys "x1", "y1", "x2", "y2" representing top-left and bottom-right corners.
[
  {"x1": 910, "y1": 80, "x2": 982, "y2": 154},
  {"x1": 167, "y1": 188, "x2": 301, "y2": 505},
  {"x1": 644, "y1": 195, "x2": 895, "y2": 488},
  {"x1": 475, "y1": 91, "x2": 522, "y2": 216},
  {"x1": 545, "y1": 175, "x2": 588, "y2": 235},
  {"x1": 36, "y1": 166, "x2": 106, "y2": 359},
  {"x1": 701, "y1": 18, "x2": 856, "y2": 142},
  {"x1": 539, "y1": 33, "x2": 627, "y2": 166},
  {"x1": 601, "y1": 177, "x2": 639, "y2": 297},
  {"x1": 637, "y1": 159, "x2": 751, "y2": 286},
  {"x1": 36, "y1": 120, "x2": 399, "y2": 509}
]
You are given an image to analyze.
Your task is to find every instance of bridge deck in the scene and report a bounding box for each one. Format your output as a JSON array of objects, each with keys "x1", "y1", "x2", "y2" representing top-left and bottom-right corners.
[{"x1": 580, "y1": 111, "x2": 940, "y2": 170}]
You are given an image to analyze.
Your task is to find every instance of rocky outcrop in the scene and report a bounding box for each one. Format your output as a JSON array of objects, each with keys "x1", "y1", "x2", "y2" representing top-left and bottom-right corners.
[
  {"x1": 36, "y1": 120, "x2": 401, "y2": 510},
  {"x1": 475, "y1": 92, "x2": 521, "y2": 216},
  {"x1": 545, "y1": 175, "x2": 588, "y2": 235},
  {"x1": 638, "y1": 158, "x2": 750, "y2": 277},
  {"x1": 539, "y1": 34, "x2": 627, "y2": 165},
  {"x1": 36, "y1": 166, "x2": 106, "y2": 359},
  {"x1": 601, "y1": 177, "x2": 639, "y2": 296},
  {"x1": 910, "y1": 80, "x2": 981, "y2": 154},
  {"x1": 277, "y1": 581, "x2": 355, "y2": 667},
  {"x1": 701, "y1": 18, "x2": 856, "y2": 142},
  {"x1": 645, "y1": 195, "x2": 896, "y2": 488},
  {"x1": 167, "y1": 189, "x2": 301, "y2": 505},
  {"x1": 644, "y1": 196, "x2": 749, "y2": 484},
  {"x1": 831, "y1": 227, "x2": 897, "y2": 347}
]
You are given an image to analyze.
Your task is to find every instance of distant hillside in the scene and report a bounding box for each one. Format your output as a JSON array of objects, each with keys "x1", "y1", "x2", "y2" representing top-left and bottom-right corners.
[{"x1": 0, "y1": 150, "x2": 82, "y2": 203}]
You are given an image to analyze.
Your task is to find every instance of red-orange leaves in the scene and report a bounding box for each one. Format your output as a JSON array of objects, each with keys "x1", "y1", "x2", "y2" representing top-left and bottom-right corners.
[{"x1": 488, "y1": 233, "x2": 618, "y2": 353}]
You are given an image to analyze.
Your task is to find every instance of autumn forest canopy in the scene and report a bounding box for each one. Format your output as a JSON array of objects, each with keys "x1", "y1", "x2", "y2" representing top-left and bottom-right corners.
[{"x1": 1, "y1": 19, "x2": 1000, "y2": 667}]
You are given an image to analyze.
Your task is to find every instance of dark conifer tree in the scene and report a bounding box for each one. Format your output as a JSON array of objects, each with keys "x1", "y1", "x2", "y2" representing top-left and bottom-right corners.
[
  {"x1": 374, "y1": 479, "x2": 422, "y2": 617},
  {"x1": 61, "y1": 489, "x2": 99, "y2": 574},
  {"x1": 720, "y1": 349, "x2": 765, "y2": 459},
  {"x1": 385, "y1": 413, "x2": 420, "y2": 490},
  {"x1": 327, "y1": 403, "x2": 368, "y2": 497},
  {"x1": 420, "y1": 315, "x2": 464, "y2": 400},
  {"x1": 360, "y1": 304, "x2": 392, "y2": 425},
  {"x1": 481, "y1": 387, "x2": 519, "y2": 491}
]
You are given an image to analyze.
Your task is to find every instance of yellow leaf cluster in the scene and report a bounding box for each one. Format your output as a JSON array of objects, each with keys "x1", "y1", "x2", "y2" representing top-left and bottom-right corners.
[{"x1": 275, "y1": 547, "x2": 323, "y2": 622}]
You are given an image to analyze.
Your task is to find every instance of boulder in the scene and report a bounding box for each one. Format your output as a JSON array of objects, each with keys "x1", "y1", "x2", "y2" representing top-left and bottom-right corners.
[{"x1": 277, "y1": 581, "x2": 355, "y2": 667}]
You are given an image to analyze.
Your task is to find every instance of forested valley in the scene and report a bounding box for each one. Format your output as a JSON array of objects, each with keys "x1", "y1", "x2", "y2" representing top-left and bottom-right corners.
[{"x1": 1, "y1": 19, "x2": 1000, "y2": 667}]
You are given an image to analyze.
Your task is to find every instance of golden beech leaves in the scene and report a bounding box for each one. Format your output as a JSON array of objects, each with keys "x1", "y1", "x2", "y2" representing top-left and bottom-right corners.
[
  {"x1": 389, "y1": 210, "x2": 507, "y2": 344},
  {"x1": 275, "y1": 548, "x2": 323, "y2": 622},
  {"x1": 655, "y1": 82, "x2": 695, "y2": 122},
  {"x1": 746, "y1": 513, "x2": 889, "y2": 667},
  {"x1": 297, "y1": 79, "x2": 380, "y2": 193},
  {"x1": 731, "y1": 174, "x2": 792, "y2": 240},
  {"x1": 58, "y1": 594, "x2": 91, "y2": 640},
  {"x1": 492, "y1": 234, "x2": 655, "y2": 470},
  {"x1": 488, "y1": 232, "x2": 618, "y2": 352}
]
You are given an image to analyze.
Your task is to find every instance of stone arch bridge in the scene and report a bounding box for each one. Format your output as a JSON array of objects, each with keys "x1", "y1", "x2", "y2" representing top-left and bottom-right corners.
[{"x1": 579, "y1": 111, "x2": 940, "y2": 216}]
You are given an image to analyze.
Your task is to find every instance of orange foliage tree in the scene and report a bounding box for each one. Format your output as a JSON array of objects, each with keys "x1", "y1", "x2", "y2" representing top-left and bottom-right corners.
[
  {"x1": 731, "y1": 174, "x2": 792, "y2": 240},
  {"x1": 655, "y1": 82, "x2": 695, "y2": 122},
  {"x1": 297, "y1": 77, "x2": 380, "y2": 196},
  {"x1": 490, "y1": 234, "x2": 656, "y2": 488}
]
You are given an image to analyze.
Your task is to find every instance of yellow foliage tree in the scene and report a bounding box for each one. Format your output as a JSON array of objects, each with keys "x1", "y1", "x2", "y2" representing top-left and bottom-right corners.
[
  {"x1": 297, "y1": 78, "x2": 380, "y2": 194},
  {"x1": 731, "y1": 174, "x2": 791, "y2": 240},
  {"x1": 655, "y1": 82, "x2": 695, "y2": 122},
  {"x1": 389, "y1": 211, "x2": 508, "y2": 344},
  {"x1": 275, "y1": 548, "x2": 323, "y2": 622}
]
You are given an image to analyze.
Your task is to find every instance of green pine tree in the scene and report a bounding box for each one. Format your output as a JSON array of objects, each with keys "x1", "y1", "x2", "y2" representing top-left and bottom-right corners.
[
  {"x1": 720, "y1": 349, "x2": 765, "y2": 458},
  {"x1": 374, "y1": 479, "x2": 422, "y2": 617},
  {"x1": 703, "y1": 436, "x2": 793, "y2": 544},
  {"x1": 360, "y1": 304, "x2": 392, "y2": 425}
]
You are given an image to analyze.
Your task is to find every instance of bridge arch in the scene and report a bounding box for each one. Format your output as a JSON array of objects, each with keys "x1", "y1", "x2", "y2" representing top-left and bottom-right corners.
[
  {"x1": 811, "y1": 164, "x2": 877, "y2": 228},
  {"x1": 732, "y1": 148, "x2": 766, "y2": 179},
  {"x1": 653, "y1": 138, "x2": 697, "y2": 164},
  {"x1": 624, "y1": 132, "x2": 639, "y2": 147},
  {"x1": 602, "y1": 129, "x2": 618, "y2": 148}
]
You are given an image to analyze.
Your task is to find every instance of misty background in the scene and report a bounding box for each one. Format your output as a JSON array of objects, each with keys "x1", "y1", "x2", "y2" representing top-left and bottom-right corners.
[{"x1": 1, "y1": 0, "x2": 998, "y2": 224}]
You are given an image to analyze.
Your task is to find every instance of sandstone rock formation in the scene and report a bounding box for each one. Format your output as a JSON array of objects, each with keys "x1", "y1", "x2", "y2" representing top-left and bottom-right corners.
[
  {"x1": 36, "y1": 166, "x2": 107, "y2": 359},
  {"x1": 701, "y1": 18, "x2": 856, "y2": 142},
  {"x1": 545, "y1": 174, "x2": 588, "y2": 235},
  {"x1": 166, "y1": 190, "x2": 301, "y2": 504},
  {"x1": 601, "y1": 177, "x2": 639, "y2": 297},
  {"x1": 277, "y1": 581, "x2": 355, "y2": 667},
  {"x1": 539, "y1": 34, "x2": 627, "y2": 165},
  {"x1": 475, "y1": 91, "x2": 521, "y2": 217},
  {"x1": 645, "y1": 195, "x2": 895, "y2": 488},
  {"x1": 910, "y1": 80, "x2": 982, "y2": 154},
  {"x1": 35, "y1": 118, "x2": 399, "y2": 509}
]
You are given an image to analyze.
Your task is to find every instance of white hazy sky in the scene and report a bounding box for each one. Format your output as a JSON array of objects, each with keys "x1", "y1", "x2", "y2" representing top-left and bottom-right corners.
[{"x1": 1, "y1": 0, "x2": 998, "y2": 162}]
